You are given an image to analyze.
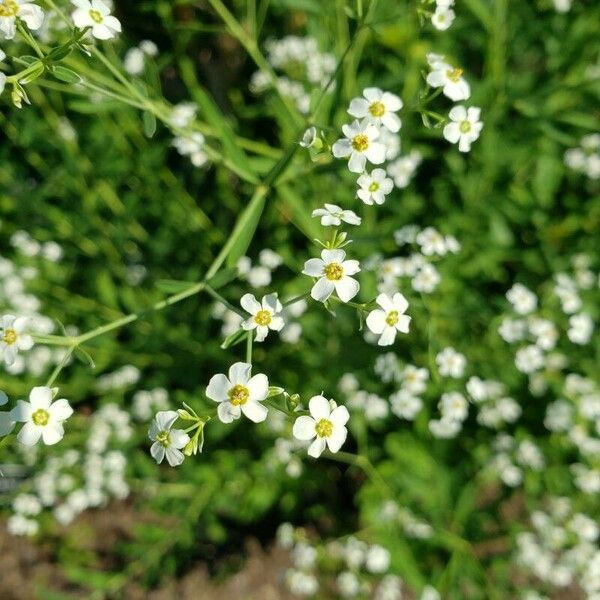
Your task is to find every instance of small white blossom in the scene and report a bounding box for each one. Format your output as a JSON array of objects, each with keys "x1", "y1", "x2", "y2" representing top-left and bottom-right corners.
[
  {"x1": 506, "y1": 283, "x2": 537, "y2": 315},
  {"x1": 311, "y1": 203, "x2": 362, "y2": 226},
  {"x1": 366, "y1": 293, "x2": 411, "y2": 346},
  {"x1": 416, "y1": 227, "x2": 447, "y2": 256},
  {"x1": 431, "y1": 6, "x2": 455, "y2": 30},
  {"x1": 401, "y1": 365, "x2": 429, "y2": 394},
  {"x1": 172, "y1": 133, "x2": 207, "y2": 167},
  {"x1": 429, "y1": 417, "x2": 461, "y2": 438},
  {"x1": 206, "y1": 362, "x2": 269, "y2": 423},
  {"x1": 443, "y1": 106, "x2": 483, "y2": 152},
  {"x1": 568, "y1": 313, "x2": 593, "y2": 345},
  {"x1": 0, "y1": 0, "x2": 43, "y2": 39},
  {"x1": 11, "y1": 387, "x2": 73, "y2": 446},
  {"x1": 390, "y1": 389, "x2": 423, "y2": 420},
  {"x1": 71, "y1": 0, "x2": 121, "y2": 40},
  {"x1": 426, "y1": 54, "x2": 470, "y2": 100},
  {"x1": 348, "y1": 88, "x2": 403, "y2": 132},
  {"x1": 436, "y1": 347, "x2": 466, "y2": 378},
  {"x1": 240, "y1": 293, "x2": 285, "y2": 342},
  {"x1": 356, "y1": 169, "x2": 394, "y2": 205},
  {"x1": 148, "y1": 410, "x2": 190, "y2": 467},
  {"x1": 439, "y1": 391, "x2": 468, "y2": 422},
  {"x1": 332, "y1": 120, "x2": 386, "y2": 173},
  {"x1": 387, "y1": 150, "x2": 422, "y2": 188},
  {"x1": 303, "y1": 249, "x2": 360, "y2": 303},
  {"x1": 515, "y1": 345, "x2": 545, "y2": 374},
  {"x1": 1, "y1": 314, "x2": 33, "y2": 366},
  {"x1": 412, "y1": 263, "x2": 440, "y2": 293},
  {"x1": 293, "y1": 395, "x2": 349, "y2": 458}
]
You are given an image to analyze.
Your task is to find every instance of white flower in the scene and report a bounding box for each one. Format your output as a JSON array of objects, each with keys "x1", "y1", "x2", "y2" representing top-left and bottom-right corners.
[
  {"x1": 401, "y1": 365, "x2": 429, "y2": 394},
  {"x1": 172, "y1": 133, "x2": 207, "y2": 167},
  {"x1": 529, "y1": 318, "x2": 558, "y2": 350},
  {"x1": 259, "y1": 249, "x2": 283, "y2": 269},
  {"x1": 124, "y1": 47, "x2": 145, "y2": 75},
  {"x1": 366, "y1": 293, "x2": 410, "y2": 346},
  {"x1": 311, "y1": 203, "x2": 362, "y2": 227},
  {"x1": 439, "y1": 392, "x2": 468, "y2": 422},
  {"x1": 206, "y1": 362, "x2": 269, "y2": 423},
  {"x1": 506, "y1": 283, "x2": 537, "y2": 315},
  {"x1": 431, "y1": 6, "x2": 455, "y2": 30},
  {"x1": 170, "y1": 102, "x2": 197, "y2": 128},
  {"x1": 515, "y1": 345, "x2": 544, "y2": 374},
  {"x1": 332, "y1": 120, "x2": 386, "y2": 173},
  {"x1": 498, "y1": 317, "x2": 527, "y2": 343},
  {"x1": 299, "y1": 126, "x2": 318, "y2": 148},
  {"x1": 429, "y1": 417, "x2": 461, "y2": 438},
  {"x1": 568, "y1": 313, "x2": 593, "y2": 345},
  {"x1": 436, "y1": 347, "x2": 466, "y2": 378},
  {"x1": 387, "y1": 150, "x2": 422, "y2": 188},
  {"x1": 148, "y1": 410, "x2": 190, "y2": 467},
  {"x1": 71, "y1": 0, "x2": 121, "y2": 40},
  {"x1": 1, "y1": 314, "x2": 33, "y2": 366},
  {"x1": 412, "y1": 263, "x2": 440, "y2": 293},
  {"x1": 390, "y1": 389, "x2": 422, "y2": 420},
  {"x1": 426, "y1": 54, "x2": 470, "y2": 101},
  {"x1": 240, "y1": 293, "x2": 285, "y2": 342},
  {"x1": 356, "y1": 169, "x2": 394, "y2": 205},
  {"x1": 348, "y1": 88, "x2": 403, "y2": 132},
  {"x1": 303, "y1": 249, "x2": 360, "y2": 303},
  {"x1": 10, "y1": 387, "x2": 73, "y2": 446},
  {"x1": 416, "y1": 227, "x2": 447, "y2": 256},
  {"x1": 443, "y1": 106, "x2": 483, "y2": 152},
  {"x1": 0, "y1": 0, "x2": 44, "y2": 39},
  {"x1": 293, "y1": 395, "x2": 349, "y2": 458},
  {"x1": 365, "y1": 545, "x2": 391, "y2": 573}
]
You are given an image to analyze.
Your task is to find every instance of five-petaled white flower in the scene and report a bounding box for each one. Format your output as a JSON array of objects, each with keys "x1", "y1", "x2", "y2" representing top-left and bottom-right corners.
[
  {"x1": 148, "y1": 410, "x2": 190, "y2": 467},
  {"x1": 366, "y1": 293, "x2": 411, "y2": 346},
  {"x1": 71, "y1": 0, "x2": 121, "y2": 40},
  {"x1": 293, "y1": 395, "x2": 349, "y2": 458},
  {"x1": 443, "y1": 106, "x2": 483, "y2": 152},
  {"x1": 1, "y1": 314, "x2": 33, "y2": 366},
  {"x1": 426, "y1": 54, "x2": 470, "y2": 101},
  {"x1": 206, "y1": 362, "x2": 269, "y2": 424},
  {"x1": 332, "y1": 120, "x2": 386, "y2": 174},
  {"x1": 10, "y1": 387, "x2": 73, "y2": 446},
  {"x1": 356, "y1": 169, "x2": 394, "y2": 205},
  {"x1": 0, "y1": 0, "x2": 44, "y2": 40},
  {"x1": 241, "y1": 293, "x2": 285, "y2": 342},
  {"x1": 431, "y1": 6, "x2": 455, "y2": 30},
  {"x1": 348, "y1": 88, "x2": 403, "y2": 133},
  {"x1": 311, "y1": 204, "x2": 362, "y2": 227},
  {"x1": 436, "y1": 347, "x2": 466, "y2": 378},
  {"x1": 302, "y1": 249, "x2": 360, "y2": 303}
]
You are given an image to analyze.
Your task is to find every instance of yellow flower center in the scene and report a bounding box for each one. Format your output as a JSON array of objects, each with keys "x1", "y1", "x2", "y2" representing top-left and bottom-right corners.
[
  {"x1": 32, "y1": 409, "x2": 49, "y2": 427},
  {"x1": 2, "y1": 328, "x2": 17, "y2": 345},
  {"x1": 89, "y1": 9, "x2": 103, "y2": 23},
  {"x1": 324, "y1": 262, "x2": 343, "y2": 281},
  {"x1": 369, "y1": 101, "x2": 385, "y2": 117},
  {"x1": 156, "y1": 430, "x2": 171, "y2": 447},
  {"x1": 315, "y1": 418, "x2": 333, "y2": 438},
  {"x1": 446, "y1": 67, "x2": 463, "y2": 82},
  {"x1": 368, "y1": 181, "x2": 380, "y2": 192},
  {"x1": 386, "y1": 311, "x2": 399, "y2": 326},
  {"x1": 228, "y1": 384, "x2": 249, "y2": 406},
  {"x1": 254, "y1": 309, "x2": 272, "y2": 326},
  {"x1": 459, "y1": 120, "x2": 472, "y2": 133},
  {"x1": 351, "y1": 134, "x2": 369, "y2": 152},
  {"x1": 0, "y1": 1, "x2": 18, "y2": 17}
]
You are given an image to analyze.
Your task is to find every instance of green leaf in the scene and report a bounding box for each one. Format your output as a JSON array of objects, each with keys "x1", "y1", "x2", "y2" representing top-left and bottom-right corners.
[
  {"x1": 47, "y1": 44, "x2": 73, "y2": 61},
  {"x1": 50, "y1": 65, "x2": 82, "y2": 84},
  {"x1": 155, "y1": 279, "x2": 194, "y2": 293},
  {"x1": 74, "y1": 346, "x2": 95, "y2": 369},
  {"x1": 19, "y1": 61, "x2": 45, "y2": 84},
  {"x1": 206, "y1": 267, "x2": 238, "y2": 290},
  {"x1": 220, "y1": 328, "x2": 247, "y2": 349},
  {"x1": 142, "y1": 110, "x2": 157, "y2": 138}
]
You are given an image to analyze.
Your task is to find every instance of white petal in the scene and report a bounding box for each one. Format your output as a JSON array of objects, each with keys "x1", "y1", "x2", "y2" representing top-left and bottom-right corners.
[
  {"x1": 247, "y1": 373, "x2": 268, "y2": 401},
  {"x1": 396, "y1": 315, "x2": 411, "y2": 334},
  {"x1": 269, "y1": 316, "x2": 285, "y2": 331},
  {"x1": 378, "y1": 327, "x2": 397, "y2": 346},
  {"x1": 293, "y1": 415, "x2": 317, "y2": 440},
  {"x1": 302, "y1": 258, "x2": 325, "y2": 277},
  {"x1": 155, "y1": 410, "x2": 178, "y2": 430},
  {"x1": 17, "y1": 422, "x2": 42, "y2": 446},
  {"x1": 330, "y1": 405, "x2": 350, "y2": 427},
  {"x1": 170, "y1": 429, "x2": 190, "y2": 449},
  {"x1": 392, "y1": 293, "x2": 409, "y2": 313},
  {"x1": 348, "y1": 152, "x2": 367, "y2": 173},
  {"x1": 262, "y1": 293, "x2": 282, "y2": 314},
  {"x1": 228, "y1": 362, "x2": 251, "y2": 385},
  {"x1": 335, "y1": 277, "x2": 360, "y2": 302},
  {"x1": 348, "y1": 97, "x2": 369, "y2": 118},
  {"x1": 41, "y1": 424, "x2": 64, "y2": 445},
  {"x1": 217, "y1": 402, "x2": 240, "y2": 423},
  {"x1": 0, "y1": 391, "x2": 7, "y2": 407},
  {"x1": 92, "y1": 23, "x2": 115, "y2": 40},
  {"x1": 322, "y1": 249, "x2": 346, "y2": 264},
  {"x1": 48, "y1": 399, "x2": 73, "y2": 422},
  {"x1": 165, "y1": 447, "x2": 185, "y2": 466},
  {"x1": 240, "y1": 293, "x2": 261, "y2": 315},
  {"x1": 326, "y1": 425, "x2": 347, "y2": 453},
  {"x1": 443, "y1": 123, "x2": 461, "y2": 144},
  {"x1": 448, "y1": 105, "x2": 467, "y2": 122},
  {"x1": 241, "y1": 400, "x2": 268, "y2": 423},
  {"x1": 29, "y1": 386, "x2": 52, "y2": 409},
  {"x1": 17, "y1": 335, "x2": 34, "y2": 351},
  {"x1": 342, "y1": 259, "x2": 361, "y2": 276},
  {"x1": 366, "y1": 309, "x2": 387, "y2": 334},
  {"x1": 308, "y1": 437, "x2": 327, "y2": 458},
  {"x1": 309, "y1": 395, "x2": 331, "y2": 420},
  {"x1": 311, "y1": 278, "x2": 335, "y2": 303},
  {"x1": 381, "y1": 113, "x2": 401, "y2": 133},
  {"x1": 13, "y1": 317, "x2": 29, "y2": 333},
  {"x1": 254, "y1": 325, "x2": 268, "y2": 342},
  {"x1": 332, "y1": 139, "x2": 352, "y2": 158},
  {"x1": 364, "y1": 143, "x2": 386, "y2": 165},
  {"x1": 0, "y1": 412, "x2": 15, "y2": 436},
  {"x1": 150, "y1": 442, "x2": 165, "y2": 464},
  {"x1": 10, "y1": 400, "x2": 33, "y2": 423}
]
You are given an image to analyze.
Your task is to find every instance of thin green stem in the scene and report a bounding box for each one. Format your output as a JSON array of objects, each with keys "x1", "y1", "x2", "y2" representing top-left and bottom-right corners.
[{"x1": 246, "y1": 331, "x2": 253, "y2": 363}]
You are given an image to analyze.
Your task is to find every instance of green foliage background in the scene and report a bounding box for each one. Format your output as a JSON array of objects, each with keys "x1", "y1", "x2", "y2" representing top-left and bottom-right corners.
[{"x1": 0, "y1": 0, "x2": 599, "y2": 598}]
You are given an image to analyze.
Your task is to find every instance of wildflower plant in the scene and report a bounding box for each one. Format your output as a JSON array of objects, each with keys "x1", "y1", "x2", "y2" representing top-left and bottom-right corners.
[{"x1": 0, "y1": 0, "x2": 598, "y2": 598}]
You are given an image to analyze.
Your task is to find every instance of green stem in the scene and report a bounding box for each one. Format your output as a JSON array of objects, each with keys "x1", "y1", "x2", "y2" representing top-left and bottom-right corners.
[{"x1": 246, "y1": 331, "x2": 253, "y2": 363}]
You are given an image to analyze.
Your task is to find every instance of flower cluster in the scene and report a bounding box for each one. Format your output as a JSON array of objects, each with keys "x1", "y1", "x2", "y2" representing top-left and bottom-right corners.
[{"x1": 564, "y1": 133, "x2": 600, "y2": 179}]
